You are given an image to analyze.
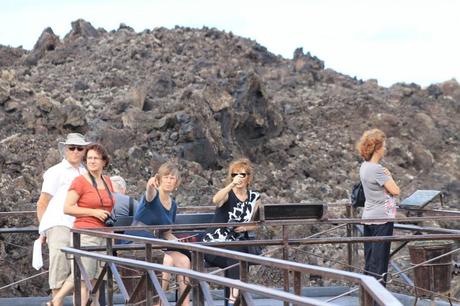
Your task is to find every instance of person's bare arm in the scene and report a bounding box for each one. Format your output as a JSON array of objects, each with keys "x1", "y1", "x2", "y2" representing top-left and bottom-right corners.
[
  {"x1": 383, "y1": 168, "x2": 400, "y2": 196},
  {"x1": 36, "y1": 192, "x2": 52, "y2": 222},
  {"x1": 384, "y1": 179, "x2": 400, "y2": 196},
  {"x1": 63, "y1": 190, "x2": 110, "y2": 221},
  {"x1": 212, "y1": 175, "x2": 244, "y2": 207},
  {"x1": 212, "y1": 183, "x2": 233, "y2": 207},
  {"x1": 162, "y1": 230, "x2": 177, "y2": 241}
]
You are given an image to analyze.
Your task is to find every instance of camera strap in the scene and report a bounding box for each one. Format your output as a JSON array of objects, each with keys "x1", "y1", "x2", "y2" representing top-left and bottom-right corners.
[{"x1": 88, "y1": 172, "x2": 113, "y2": 207}]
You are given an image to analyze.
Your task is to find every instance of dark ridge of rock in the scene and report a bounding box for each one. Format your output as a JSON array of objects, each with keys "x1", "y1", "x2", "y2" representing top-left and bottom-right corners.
[
  {"x1": 0, "y1": 46, "x2": 27, "y2": 67},
  {"x1": 0, "y1": 19, "x2": 459, "y2": 297},
  {"x1": 24, "y1": 27, "x2": 61, "y2": 66},
  {"x1": 64, "y1": 19, "x2": 100, "y2": 43},
  {"x1": 293, "y1": 47, "x2": 324, "y2": 72}
]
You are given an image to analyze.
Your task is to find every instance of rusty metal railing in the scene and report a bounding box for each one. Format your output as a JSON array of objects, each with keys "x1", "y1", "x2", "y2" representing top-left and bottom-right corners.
[
  {"x1": 63, "y1": 246, "x2": 336, "y2": 306},
  {"x1": 2, "y1": 207, "x2": 460, "y2": 304},
  {"x1": 68, "y1": 228, "x2": 402, "y2": 306}
]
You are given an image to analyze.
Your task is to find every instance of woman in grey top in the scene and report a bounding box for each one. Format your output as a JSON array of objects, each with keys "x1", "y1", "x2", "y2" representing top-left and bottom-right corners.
[{"x1": 357, "y1": 129, "x2": 400, "y2": 286}]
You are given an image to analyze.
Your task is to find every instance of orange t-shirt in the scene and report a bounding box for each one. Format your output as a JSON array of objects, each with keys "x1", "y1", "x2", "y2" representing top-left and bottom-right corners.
[{"x1": 69, "y1": 175, "x2": 114, "y2": 228}]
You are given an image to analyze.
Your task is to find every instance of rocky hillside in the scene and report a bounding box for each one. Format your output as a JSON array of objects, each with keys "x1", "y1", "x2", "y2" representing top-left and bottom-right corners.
[{"x1": 0, "y1": 19, "x2": 459, "y2": 296}]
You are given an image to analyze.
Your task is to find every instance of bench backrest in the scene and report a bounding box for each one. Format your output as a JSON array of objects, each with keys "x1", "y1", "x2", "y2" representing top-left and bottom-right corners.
[
  {"x1": 114, "y1": 216, "x2": 134, "y2": 227},
  {"x1": 175, "y1": 213, "x2": 214, "y2": 224},
  {"x1": 262, "y1": 203, "x2": 327, "y2": 220},
  {"x1": 113, "y1": 213, "x2": 215, "y2": 227}
]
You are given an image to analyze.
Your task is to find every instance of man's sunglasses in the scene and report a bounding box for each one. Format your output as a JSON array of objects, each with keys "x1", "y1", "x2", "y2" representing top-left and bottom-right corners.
[
  {"x1": 68, "y1": 146, "x2": 85, "y2": 152},
  {"x1": 231, "y1": 173, "x2": 249, "y2": 178}
]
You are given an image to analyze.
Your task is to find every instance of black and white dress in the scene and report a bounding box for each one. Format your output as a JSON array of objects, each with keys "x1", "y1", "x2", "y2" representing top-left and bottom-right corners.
[
  {"x1": 203, "y1": 190, "x2": 260, "y2": 242},
  {"x1": 203, "y1": 189, "x2": 260, "y2": 279}
]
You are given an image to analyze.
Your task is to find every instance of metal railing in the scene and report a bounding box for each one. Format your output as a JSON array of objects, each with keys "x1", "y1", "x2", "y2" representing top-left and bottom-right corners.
[
  {"x1": 68, "y1": 228, "x2": 402, "y2": 306},
  {"x1": 2, "y1": 207, "x2": 460, "y2": 304},
  {"x1": 64, "y1": 246, "x2": 335, "y2": 306}
]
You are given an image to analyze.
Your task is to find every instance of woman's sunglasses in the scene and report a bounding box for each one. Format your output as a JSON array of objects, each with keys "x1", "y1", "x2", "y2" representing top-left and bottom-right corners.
[
  {"x1": 231, "y1": 173, "x2": 249, "y2": 178},
  {"x1": 68, "y1": 146, "x2": 85, "y2": 152}
]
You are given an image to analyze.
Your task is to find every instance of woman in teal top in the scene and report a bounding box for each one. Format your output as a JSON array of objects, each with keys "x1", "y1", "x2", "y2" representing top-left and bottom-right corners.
[{"x1": 131, "y1": 161, "x2": 190, "y2": 306}]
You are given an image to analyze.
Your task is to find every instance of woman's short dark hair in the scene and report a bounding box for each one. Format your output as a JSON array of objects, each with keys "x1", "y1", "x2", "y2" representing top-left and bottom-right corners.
[
  {"x1": 84, "y1": 143, "x2": 110, "y2": 169},
  {"x1": 157, "y1": 161, "x2": 181, "y2": 188}
]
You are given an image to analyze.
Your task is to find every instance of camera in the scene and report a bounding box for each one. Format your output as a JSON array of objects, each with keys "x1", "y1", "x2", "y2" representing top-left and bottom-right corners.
[{"x1": 104, "y1": 214, "x2": 117, "y2": 227}]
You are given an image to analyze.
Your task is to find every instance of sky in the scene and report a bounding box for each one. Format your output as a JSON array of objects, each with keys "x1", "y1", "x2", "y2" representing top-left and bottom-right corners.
[{"x1": 1, "y1": 0, "x2": 459, "y2": 87}]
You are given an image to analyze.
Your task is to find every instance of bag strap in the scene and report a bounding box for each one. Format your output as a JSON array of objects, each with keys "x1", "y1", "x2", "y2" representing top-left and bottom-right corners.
[
  {"x1": 88, "y1": 172, "x2": 113, "y2": 207},
  {"x1": 128, "y1": 197, "x2": 134, "y2": 216}
]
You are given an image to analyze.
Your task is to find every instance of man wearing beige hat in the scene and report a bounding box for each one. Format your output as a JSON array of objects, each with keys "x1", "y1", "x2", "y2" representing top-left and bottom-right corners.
[{"x1": 36, "y1": 133, "x2": 90, "y2": 306}]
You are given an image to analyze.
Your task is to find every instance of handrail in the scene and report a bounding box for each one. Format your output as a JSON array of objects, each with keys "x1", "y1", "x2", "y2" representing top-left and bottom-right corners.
[
  {"x1": 0, "y1": 227, "x2": 39, "y2": 234},
  {"x1": 91, "y1": 215, "x2": 460, "y2": 231},
  {"x1": 0, "y1": 210, "x2": 36, "y2": 216},
  {"x1": 2, "y1": 205, "x2": 460, "y2": 218},
  {"x1": 71, "y1": 228, "x2": 402, "y2": 305},
  {"x1": 62, "y1": 246, "x2": 334, "y2": 306},
  {"x1": 4, "y1": 223, "x2": 460, "y2": 244},
  {"x1": 0, "y1": 202, "x2": 353, "y2": 217},
  {"x1": 76, "y1": 233, "x2": 460, "y2": 252},
  {"x1": 3, "y1": 211, "x2": 460, "y2": 231},
  {"x1": 394, "y1": 223, "x2": 460, "y2": 234}
]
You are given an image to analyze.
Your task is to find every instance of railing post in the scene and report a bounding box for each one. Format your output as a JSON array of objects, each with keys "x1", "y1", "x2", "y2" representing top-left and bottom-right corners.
[
  {"x1": 352, "y1": 207, "x2": 360, "y2": 271},
  {"x1": 346, "y1": 205, "x2": 360, "y2": 272},
  {"x1": 282, "y1": 225, "x2": 289, "y2": 306},
  {"x1": 293, "y1": 271, "x2": 301, "y2": 296},
  {"x1": 360, "y1": 285, "x2": 374, "y2": 306},
  {"x1": 106, "y1": 238, "x2": 113, "y2": 306},
  {"x1": 259, "y1": 203, "x2": 265, "y2": 222},
  {"x1": 73, "y1": 232, "x2": 81, "y2": 306},
  {"x1": 346, "y1": 205, "x2": 353, "y2": 271},
  {"x1": 192, "y1": 251, "x2": 204, "y2": 306},
  {"x1": 240, "y1": 260, "x2": 249, "y2": 306},
  {"x1": 145, "y1": 243, "x2": 153, "y2": 306}
]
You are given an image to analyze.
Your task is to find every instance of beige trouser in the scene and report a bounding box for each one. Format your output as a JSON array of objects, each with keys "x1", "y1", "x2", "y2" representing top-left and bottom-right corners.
[
  {"x1": 47, "y1": 226, "x2": 72, "y2": 289},
  {"x1": 70, "y1": 234, "x2": 106, "y2": 281}
]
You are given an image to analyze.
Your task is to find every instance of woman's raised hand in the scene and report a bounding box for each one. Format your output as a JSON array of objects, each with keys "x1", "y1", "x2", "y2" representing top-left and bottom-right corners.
[
  {"x1": 147, "y1": 174, "x2": 159, "y2": 190},
  {"x1": 145, "y1": 174, "x2": 160, "y2": 202},
  {"x1": 232, "y1": 174, "x2": 243, "y2": 187}
]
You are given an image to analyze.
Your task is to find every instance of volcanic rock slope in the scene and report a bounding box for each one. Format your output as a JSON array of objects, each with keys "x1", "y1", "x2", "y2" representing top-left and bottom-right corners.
[{"x1": 0, "y1": 19, "x2": 459, "y2": 295}]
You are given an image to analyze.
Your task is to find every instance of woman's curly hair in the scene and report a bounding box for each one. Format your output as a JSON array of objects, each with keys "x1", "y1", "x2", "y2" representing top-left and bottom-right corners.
[
  {"x1": 225, "y1": 158, "x2": 254, "y2": 186},
  {"x1": 356, "y1": 129, "x2": 386, "y2": 161}
]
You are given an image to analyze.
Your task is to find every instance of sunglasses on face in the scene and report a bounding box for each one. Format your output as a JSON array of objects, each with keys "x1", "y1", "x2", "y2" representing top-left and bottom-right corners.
[
  {"x1": 231, "y1": 173, "x2": 248, "y2": 178},
  {"x1": 68, "y1": 146, "x2": 85, "y2": 152}
]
